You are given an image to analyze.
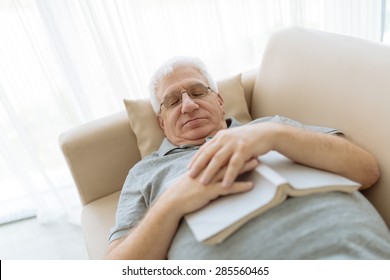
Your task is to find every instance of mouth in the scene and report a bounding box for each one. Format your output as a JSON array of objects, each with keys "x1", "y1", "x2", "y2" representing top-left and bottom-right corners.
[{"x1": 182, "y1": 117, "x2": 205, "y2": 127}]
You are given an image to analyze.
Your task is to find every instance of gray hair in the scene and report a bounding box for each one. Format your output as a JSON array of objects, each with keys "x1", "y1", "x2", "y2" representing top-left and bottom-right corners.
[{"x1": 148, "y1": 56, "x2": 218, "y2": 114}]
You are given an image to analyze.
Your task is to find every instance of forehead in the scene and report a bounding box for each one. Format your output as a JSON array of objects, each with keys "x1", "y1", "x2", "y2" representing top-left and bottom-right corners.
[{"x1": 157, "y1": 65, "x2": 208, "y2": 99}]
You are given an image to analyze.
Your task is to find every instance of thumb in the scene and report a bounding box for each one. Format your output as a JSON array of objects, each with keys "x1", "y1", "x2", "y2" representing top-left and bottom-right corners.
[{"x1": 219, "y1": 181, "x2": 254, "y2": 196}]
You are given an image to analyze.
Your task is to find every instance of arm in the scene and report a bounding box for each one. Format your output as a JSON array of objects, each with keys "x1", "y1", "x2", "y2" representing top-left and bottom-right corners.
[
  {"x1": 105, "y1": 188, "x2": 183, "y2": 260},
  {"x1": 189, "y1": 122, "x2": 380, "y2": 190},
  {"x1": 105, "y1": 160, "x2": 257, "y2": 260},
  {"x1": 271, "y1": 124, "x2": 379, "y2": 190}
]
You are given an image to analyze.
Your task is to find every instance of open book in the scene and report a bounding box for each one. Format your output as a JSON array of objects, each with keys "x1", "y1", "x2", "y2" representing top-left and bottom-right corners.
[{"x1": 184, "y1": 151, "x2": 361, "y2": 245}]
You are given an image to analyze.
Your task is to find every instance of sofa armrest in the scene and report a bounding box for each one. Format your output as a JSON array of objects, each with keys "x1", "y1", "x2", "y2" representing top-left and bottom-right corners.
[
  {"x1": 240, "y1": 68, "x2": 257, "y2": 115},
  {"x1": 59, "y1": 111, "x2": 140, "y2": 205},
  {"x1": 252, "y1": 27, "x2": 390, "y2": 228},
  {"x1": 81, "y1": 191, "x2": 121, "y2": 259}
]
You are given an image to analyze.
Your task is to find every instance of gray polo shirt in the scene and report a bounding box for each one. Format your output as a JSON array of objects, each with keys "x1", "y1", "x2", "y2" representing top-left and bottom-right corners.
[{"x1": 109, "y1": 116, "x2": 390, "y2": 259}]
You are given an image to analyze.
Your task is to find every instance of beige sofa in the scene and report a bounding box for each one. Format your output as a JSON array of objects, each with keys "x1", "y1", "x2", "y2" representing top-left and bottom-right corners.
[{"x1": 59, "y1": 27, "x2": 390, "y2": 259}]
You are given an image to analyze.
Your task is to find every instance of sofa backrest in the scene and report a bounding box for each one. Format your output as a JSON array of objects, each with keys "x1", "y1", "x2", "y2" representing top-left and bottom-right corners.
[{"x1": 251, "y1": 27, "x2": 390, "y2": 228}]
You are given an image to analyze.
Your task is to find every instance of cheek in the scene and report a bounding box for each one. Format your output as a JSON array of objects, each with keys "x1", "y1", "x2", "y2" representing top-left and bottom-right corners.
[
  {"x1": 205, "y1": 103, "x2": 224, "y2": 118},
  {"x1": 164, "y1": 111, "x2": 181, "y2": 131}
]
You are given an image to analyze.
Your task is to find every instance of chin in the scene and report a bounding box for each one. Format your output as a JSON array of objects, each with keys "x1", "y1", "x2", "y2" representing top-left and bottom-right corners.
[{"x1": 184, "y1": 130, "x2": 212, "y2": 143}]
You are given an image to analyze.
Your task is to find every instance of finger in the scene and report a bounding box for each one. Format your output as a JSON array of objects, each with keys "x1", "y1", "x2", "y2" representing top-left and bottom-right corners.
[
  {"x1": 188, "y1": 141, "x2": 218, "y2": 178},
  {"x1": 239, "y1": 157, "x2": 259, "y2": 174},
  {"x1": 188, "y1": 143, "x2": 211, "y2": 178},
  {"x1": 212, "y1": 157, "x2": 258, "y2": 183},
  {"x1": 188, "y1": 144, "x2": 203, "y2": 169},
  {"x1": 211, "y1": 165, "x2": 228, "y2": 183},
  {"x1": 222, "y1": 153, "x2": 249, "y2": 188},
  {"x1": 188, "y1": 138, "x2": 216, "y2": 167},
  {"x1": 199, "y1": 147, "x2": 232, "y2": 185},
  {"x1": 218, "y1": 181, "x2": 254, "y2": 196},
  {"x1": 210, "y1": 158, "x2": 259, "y2": 186}
]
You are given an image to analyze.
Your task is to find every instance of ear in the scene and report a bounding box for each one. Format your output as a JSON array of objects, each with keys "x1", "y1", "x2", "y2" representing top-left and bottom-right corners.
[
  {"x1": 157, "y1": 115, "x2": 165, "y2": 131},
  {"x1": 216, "y1": 93, "x2": 226, "y2": 115}
]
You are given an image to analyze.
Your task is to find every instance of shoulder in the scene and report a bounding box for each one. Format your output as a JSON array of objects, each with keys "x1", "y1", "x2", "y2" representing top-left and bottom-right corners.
[
  {"x1": 250, "y1": 115, "x2": 343, "y2": 135},
  {"x1": 130, "y1": 151, "x2": 160, "y2": 176}
]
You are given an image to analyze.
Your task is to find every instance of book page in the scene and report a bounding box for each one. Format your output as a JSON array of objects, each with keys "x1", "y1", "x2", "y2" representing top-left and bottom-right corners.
[
  {"x1": 256, "y1": 163, "x2": 288, "y2": 186},
  {"x1": 259, "y1": 151, "x2": 361, "y2": 192},
  {"x1": 185, "y1": 169, "x2": 280, "y2": 243},
  {"x1": 186, "y1": 151, "x2": 360, "y2": 244}
]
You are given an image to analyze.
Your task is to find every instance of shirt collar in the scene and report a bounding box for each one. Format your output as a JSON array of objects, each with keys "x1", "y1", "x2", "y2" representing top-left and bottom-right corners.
[{"x1": 158, "y1": 117, "x2": 241, "y2": 157}]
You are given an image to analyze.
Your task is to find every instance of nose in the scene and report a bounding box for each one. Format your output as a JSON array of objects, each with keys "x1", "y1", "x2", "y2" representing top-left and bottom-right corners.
[{"x1": 181, "y1": 92, "x2": 199, "y2": 113}]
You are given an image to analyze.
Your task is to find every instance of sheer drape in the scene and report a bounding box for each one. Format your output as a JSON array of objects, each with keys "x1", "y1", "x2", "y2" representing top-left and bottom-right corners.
[{"x1": 0, "y1": 0, "x2": 384, "y2": 225}]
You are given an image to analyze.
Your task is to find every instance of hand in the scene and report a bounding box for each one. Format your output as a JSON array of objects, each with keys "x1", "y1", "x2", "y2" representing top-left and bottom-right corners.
[
  {"x1": 161, "y1": 157, "x2": 258, "y2": 216},
  {"x1": 188, "y1": 122, "x2": 279, "y2": 187}
]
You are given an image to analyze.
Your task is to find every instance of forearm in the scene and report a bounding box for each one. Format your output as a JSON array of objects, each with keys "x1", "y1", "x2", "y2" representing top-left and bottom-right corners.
[
  {"x1": 189, "y1": 121, "x2": 379, "y2": 190},
  {"x1": 105, "y1": 168, "x2": 255, "y2": 259},
  {"x1": 272, "y1": 124, "x2": 380, "y2": 189},
  {"x1": 105, "y1": 196, "x2": 182, "y2": 260}
]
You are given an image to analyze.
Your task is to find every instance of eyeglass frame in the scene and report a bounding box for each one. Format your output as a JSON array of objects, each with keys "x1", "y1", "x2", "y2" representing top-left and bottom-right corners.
[{"x1": 159, "y1": 83, "x2": 215, "y2": 113}]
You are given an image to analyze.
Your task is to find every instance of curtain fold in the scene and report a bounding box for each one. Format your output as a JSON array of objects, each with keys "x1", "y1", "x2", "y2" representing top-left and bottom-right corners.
[{"x1": 0, "y1": 0, "x2": 384, "y2": 225}]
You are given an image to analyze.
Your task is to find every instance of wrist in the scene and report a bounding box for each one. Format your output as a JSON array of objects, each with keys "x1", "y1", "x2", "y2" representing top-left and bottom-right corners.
[
  {"x1": 254, "y1": 122, "x2": 285, "y2": 152},
  {"x1": 272, "y1": 124, "x2": 294, "y2": 154},
  {"x1": 154, "y1": 187, "x2": 185, "y2": 221}
]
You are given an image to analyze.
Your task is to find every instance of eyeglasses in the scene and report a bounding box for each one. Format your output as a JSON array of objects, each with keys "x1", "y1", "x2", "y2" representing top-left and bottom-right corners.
[{"x1": 159, "y1": 83, "x2": 213, "y2": 112}]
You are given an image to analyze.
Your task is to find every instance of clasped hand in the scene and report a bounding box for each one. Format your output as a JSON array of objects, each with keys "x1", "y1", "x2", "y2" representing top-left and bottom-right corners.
[
  {"x1": 188, "y1": 122, "x2": 277, "y2": 187},
  {"x1": 162, "y1": 123, "x2": 278, "y2": 216}
]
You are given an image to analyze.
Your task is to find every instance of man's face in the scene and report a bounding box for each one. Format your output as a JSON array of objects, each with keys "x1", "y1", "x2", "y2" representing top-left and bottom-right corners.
[{"x1": 156, "y1": 65, "x2": 227, "y2": 146}]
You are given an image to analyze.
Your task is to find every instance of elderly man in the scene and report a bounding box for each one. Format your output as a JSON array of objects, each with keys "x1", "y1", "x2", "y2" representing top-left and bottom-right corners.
[{"x1": 106, "y1": 56, "x2": 390, "y2": 259}]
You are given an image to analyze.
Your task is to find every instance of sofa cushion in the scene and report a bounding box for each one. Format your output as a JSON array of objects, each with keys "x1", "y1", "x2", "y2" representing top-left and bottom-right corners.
[{"x1": 124, "y1": 74, "x2": 252, "y2": 158}]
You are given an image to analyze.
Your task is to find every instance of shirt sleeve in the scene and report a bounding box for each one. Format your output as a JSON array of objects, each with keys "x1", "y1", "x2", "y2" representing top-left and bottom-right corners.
[
  {"x1": 108, "y1": 171, "x2": 147, "y2": 243},
  {"x1": 251, "y1": 115, "x2": 344, "y2": 136}
]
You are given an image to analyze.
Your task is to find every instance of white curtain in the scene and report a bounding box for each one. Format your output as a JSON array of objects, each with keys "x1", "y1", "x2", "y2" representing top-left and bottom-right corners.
[{"x1": 0, "y1": 0, "x2": 384, "y2": 225}]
